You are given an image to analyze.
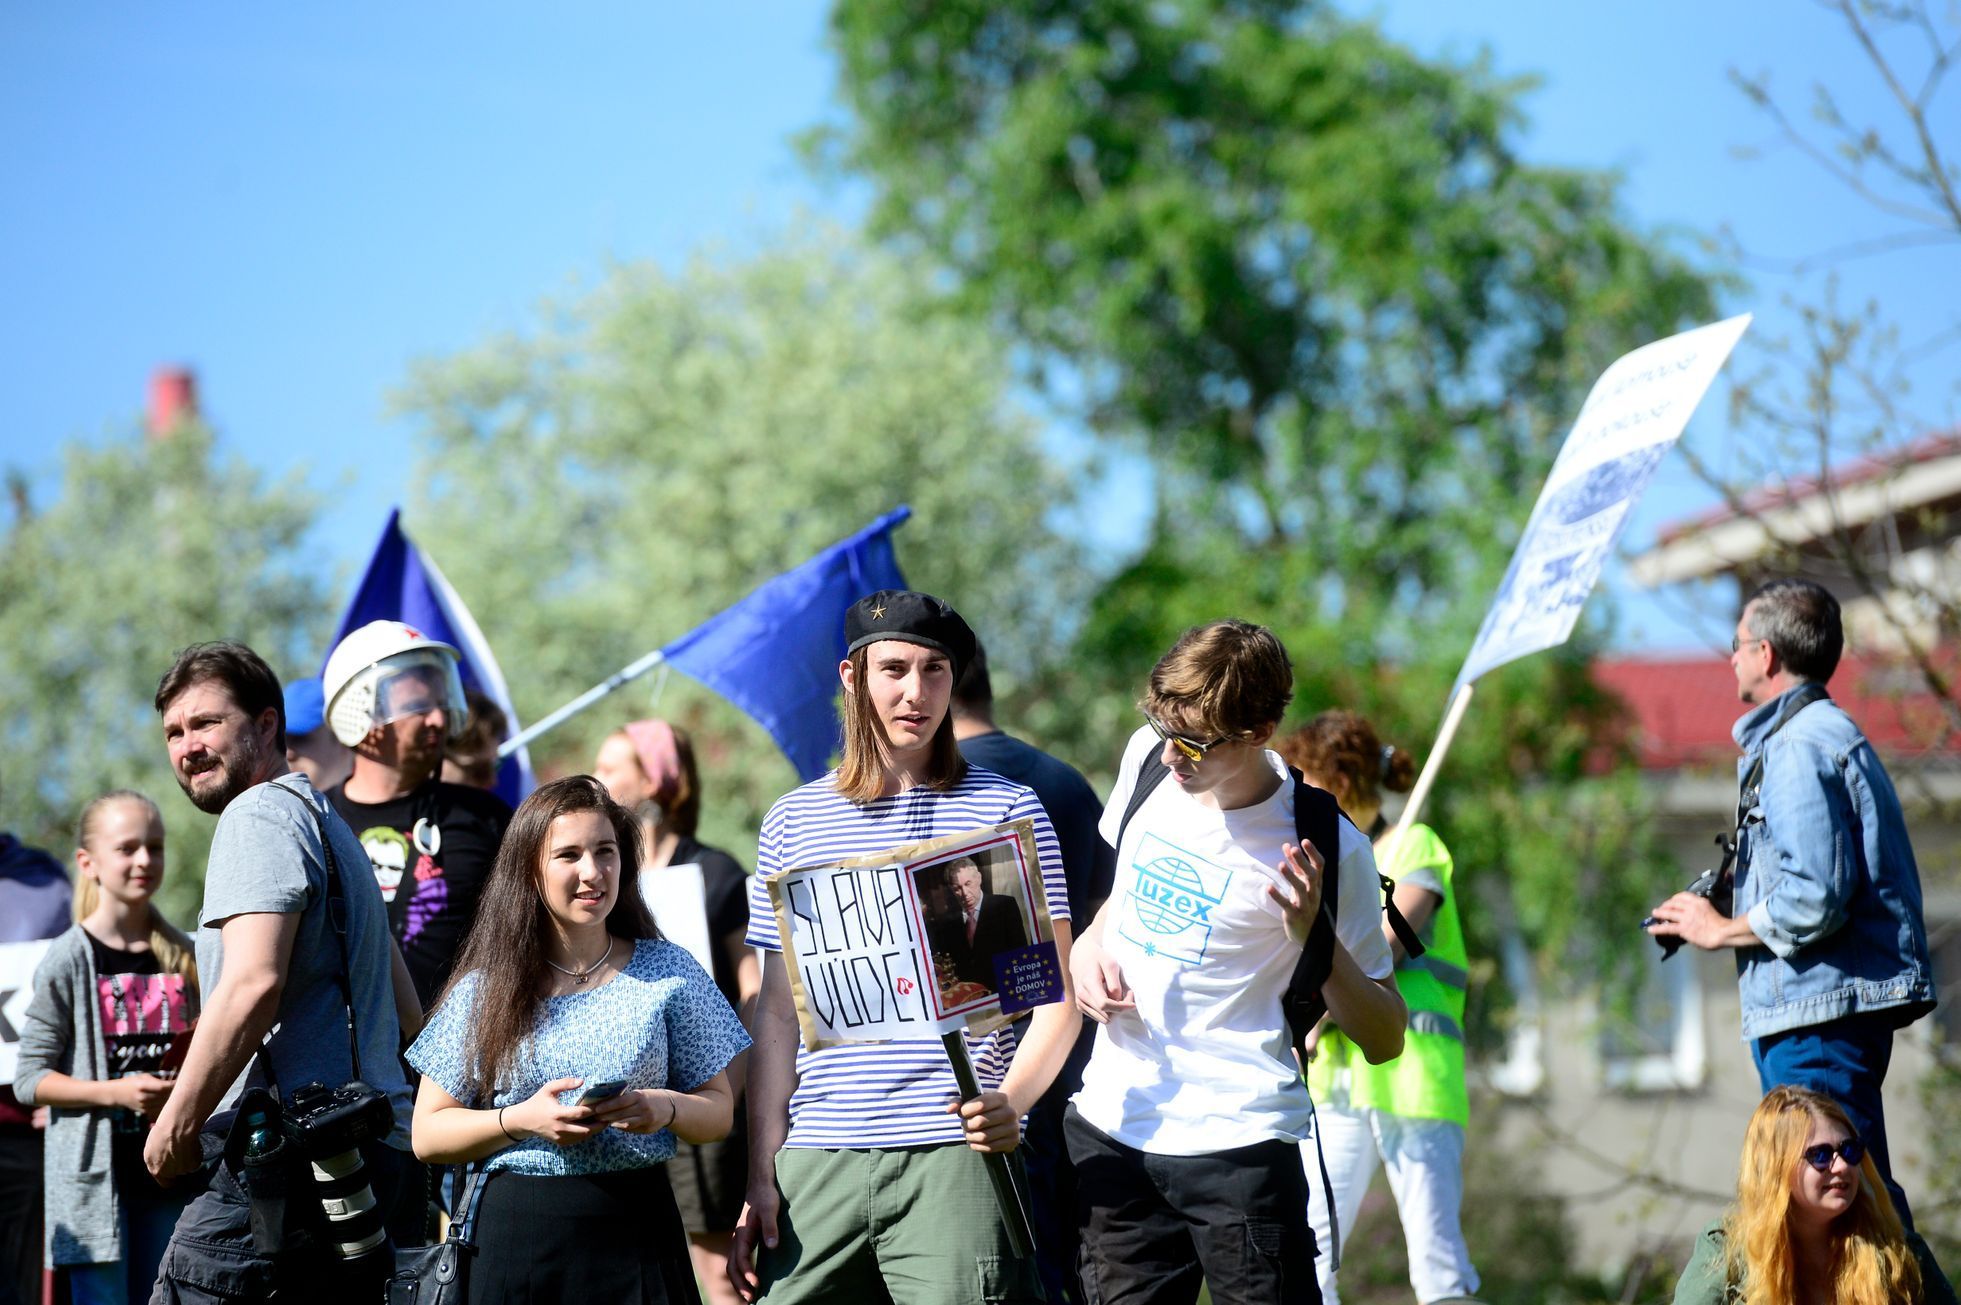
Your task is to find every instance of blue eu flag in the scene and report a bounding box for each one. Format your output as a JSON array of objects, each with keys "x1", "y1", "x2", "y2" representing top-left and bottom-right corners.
[{"x1": 662, "y1": 507, "x2": 910, "y2": 781}]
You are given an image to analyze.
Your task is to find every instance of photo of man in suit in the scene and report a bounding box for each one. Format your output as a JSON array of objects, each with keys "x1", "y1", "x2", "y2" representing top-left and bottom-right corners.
[{"x1": 926, "y1": 855, "x2": 1029, "y2": 994}]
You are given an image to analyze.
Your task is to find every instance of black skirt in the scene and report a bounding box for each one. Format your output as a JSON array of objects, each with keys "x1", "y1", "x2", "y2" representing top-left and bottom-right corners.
[{"x1": 470, "y1": 1165, "x2": 700, "y2": 1304}]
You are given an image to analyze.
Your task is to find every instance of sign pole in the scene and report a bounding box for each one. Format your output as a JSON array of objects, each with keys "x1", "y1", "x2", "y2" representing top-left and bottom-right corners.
[
  {"x1": 1390, "y1": 681, "x2": 1476, "y2": 841},
  {"x1": 941, "y1": 1031, "x2": 1036, "y2": 1259}
]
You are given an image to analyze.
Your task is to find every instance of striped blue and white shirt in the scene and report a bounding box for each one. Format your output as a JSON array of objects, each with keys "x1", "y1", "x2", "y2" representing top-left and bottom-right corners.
[{"x1": 746, "y1": 766, "x2": 1068, "y2": 1149}]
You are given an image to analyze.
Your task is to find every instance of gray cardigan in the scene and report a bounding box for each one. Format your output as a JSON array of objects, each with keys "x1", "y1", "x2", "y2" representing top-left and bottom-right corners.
[{"x1": 14, "y1": 924, "x2": 199, "y2": 1267}]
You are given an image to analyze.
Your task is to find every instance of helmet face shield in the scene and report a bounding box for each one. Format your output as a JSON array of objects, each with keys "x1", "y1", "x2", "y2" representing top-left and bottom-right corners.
[{"x1": 326, "y1": 648, "x2": 468, "y2": 746}]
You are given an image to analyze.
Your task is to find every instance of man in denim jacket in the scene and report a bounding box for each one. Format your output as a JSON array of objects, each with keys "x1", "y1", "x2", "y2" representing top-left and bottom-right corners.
[{"x1": 1648, "y1": 579, "x2": 1936, "y2": 1229}]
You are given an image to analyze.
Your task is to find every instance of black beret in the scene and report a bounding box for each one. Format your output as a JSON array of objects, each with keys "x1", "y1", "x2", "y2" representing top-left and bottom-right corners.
[{"x1": 845, "y1": 590, "x2": 976, "y2": 677}]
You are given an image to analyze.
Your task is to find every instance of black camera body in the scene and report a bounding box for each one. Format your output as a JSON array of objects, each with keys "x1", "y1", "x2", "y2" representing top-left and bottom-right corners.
[
  {"x1": 1650, "y1": 866, "x2": 1733, "y2": 960},
  {"x1": 284, "y1": 1080, "x2": 393, "y2": 1159}
]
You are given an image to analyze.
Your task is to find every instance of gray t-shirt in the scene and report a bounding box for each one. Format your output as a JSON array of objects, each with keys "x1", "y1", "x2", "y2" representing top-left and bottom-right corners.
[{"x1": 196, "y1": 772, "x2": 412, "y2": 1146}]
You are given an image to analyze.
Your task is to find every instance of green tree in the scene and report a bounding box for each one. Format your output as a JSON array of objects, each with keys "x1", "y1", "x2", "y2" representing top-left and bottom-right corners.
[
  {"x1": 819, "y1": 0, "x2": 1717, "y2": 627},
  {"x1": 394, "y1": 230, "x2": 1089, "y2": 855},
  {"x1": 0, "y1": 423, "x2": 330, "y2": 921}
]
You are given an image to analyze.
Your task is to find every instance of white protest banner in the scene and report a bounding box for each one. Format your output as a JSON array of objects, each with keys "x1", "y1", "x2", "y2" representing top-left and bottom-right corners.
[
  {"x1": 640, "y1": 863, "x2": 713, "y2": 978},
  {"x1": 766, "y1": 819, "x2": 1061, "y2": 1050},
  {"x1": 1456, "y1": 314, "x2": 1752, "y2": 688},
  {"x1": 1, "y1": 939, "x2": 53, "y2": 1085}
]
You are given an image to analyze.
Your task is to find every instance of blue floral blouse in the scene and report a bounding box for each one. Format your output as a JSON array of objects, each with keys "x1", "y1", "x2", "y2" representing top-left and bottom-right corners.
[{"x1": 408, "y1": 937, "x2": 751, "y2": 1176}]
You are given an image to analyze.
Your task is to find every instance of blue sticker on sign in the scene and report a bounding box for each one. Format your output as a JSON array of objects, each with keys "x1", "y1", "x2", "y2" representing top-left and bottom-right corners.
[{"x1": 992, "y1": 941, "x2": 1064, "y2": 1014}]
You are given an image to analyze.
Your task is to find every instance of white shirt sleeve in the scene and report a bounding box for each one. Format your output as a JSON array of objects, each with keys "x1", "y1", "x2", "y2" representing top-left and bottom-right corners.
[{"x1": 1333, "y1": 819, "x2": 1396, "y2": 981}]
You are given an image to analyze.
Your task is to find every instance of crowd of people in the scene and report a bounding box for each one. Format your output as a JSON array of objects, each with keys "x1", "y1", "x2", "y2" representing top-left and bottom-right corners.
[{"x1": 0, "y1": 577, "x2": 1948, "y2": 1303}]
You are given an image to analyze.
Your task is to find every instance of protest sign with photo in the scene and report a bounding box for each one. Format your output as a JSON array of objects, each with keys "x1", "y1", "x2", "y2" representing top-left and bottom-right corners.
[{"x1": 765, "y1": 818, "x2": 1062, "y2": 1050}]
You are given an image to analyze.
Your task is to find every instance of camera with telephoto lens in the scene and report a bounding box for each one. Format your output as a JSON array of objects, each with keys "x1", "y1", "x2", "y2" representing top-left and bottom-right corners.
[
  {"x1": 1645, "y1": 863, "x2": 1733, "y2": 960},
  {"x1": 281, "y1": 1080, "x2": 395, "y2": 1264}
]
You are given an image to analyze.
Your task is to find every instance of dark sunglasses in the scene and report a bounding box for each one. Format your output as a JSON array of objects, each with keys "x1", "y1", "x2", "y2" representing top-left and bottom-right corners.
[
  {"x1": 1801, "y1": 1137, "x2": 1865, "y2": 1171},
  {"x1": 1144, "y1": 715, "x2": 1231, "y2": 764}
]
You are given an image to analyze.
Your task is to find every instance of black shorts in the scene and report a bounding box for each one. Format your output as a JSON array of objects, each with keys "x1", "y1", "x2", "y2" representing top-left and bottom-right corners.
[
  {"x1": 150, "y1": 1134, "x2": 407, "y2": 1304},
  {"x1": 1065, "y1": 1105, "x2": 1320, "y2": 1305}
]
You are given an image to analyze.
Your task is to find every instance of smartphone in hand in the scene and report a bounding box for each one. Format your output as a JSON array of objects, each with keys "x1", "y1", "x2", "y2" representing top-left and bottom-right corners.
[{"x1": 576, "y1": 1080, "x2": 628, "y2": 1106}]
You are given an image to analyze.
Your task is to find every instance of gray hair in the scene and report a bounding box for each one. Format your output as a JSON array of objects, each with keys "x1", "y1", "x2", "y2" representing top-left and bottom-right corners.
[{"x1": 1743, "y1": 580, "x2": 1843, "y2": 683}]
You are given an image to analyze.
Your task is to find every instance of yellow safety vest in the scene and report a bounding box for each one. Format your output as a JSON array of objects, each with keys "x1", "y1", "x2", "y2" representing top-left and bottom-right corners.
[{"x1": 1305, "y1": 822, "x2": 1469, "y2": 1126}]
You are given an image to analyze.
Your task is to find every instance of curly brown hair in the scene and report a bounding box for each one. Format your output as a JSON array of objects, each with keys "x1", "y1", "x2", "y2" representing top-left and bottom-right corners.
[{"x1": 1274, "y1": 710, "x2": 1415, "y2": 817}]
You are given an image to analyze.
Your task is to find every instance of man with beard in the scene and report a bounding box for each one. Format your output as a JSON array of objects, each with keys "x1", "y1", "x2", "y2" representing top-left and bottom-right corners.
[
  {"x1": 321, "y1": 622, "x2": 511, "y2": 1009},
  {"x1": 144, "y1": 641, "x2": 418, "y2": 1302}
]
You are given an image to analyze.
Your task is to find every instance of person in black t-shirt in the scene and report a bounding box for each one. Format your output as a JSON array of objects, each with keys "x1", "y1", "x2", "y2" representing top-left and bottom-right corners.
[
  {"x1": 951, "y1": 638, "x2": 1113, "y2": 1305},
  {"x1": 322, "y1": 622, "x2": 512, "y2": 1249},
  {"x1": 594, "y1": 718, "x2": 756, "y2": 1305},
  {"x1": 322, "y1": 622, "x2": 513, "y2": 1009}
]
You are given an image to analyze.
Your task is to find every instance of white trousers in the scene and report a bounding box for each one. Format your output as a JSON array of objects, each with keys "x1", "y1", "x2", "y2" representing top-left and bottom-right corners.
[{"x1": 1302, "y1": 1098, "x2": 1479, "y2": 1304}]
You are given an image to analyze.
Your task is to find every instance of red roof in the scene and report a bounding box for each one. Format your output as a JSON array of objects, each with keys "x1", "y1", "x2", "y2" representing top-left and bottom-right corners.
[
  {"x1": 1594, "y1": 653, "x2": 1960, "y2": 771},
  {"x1": 1655, "y1": 429, "x2": 1961, "y2": 547}
]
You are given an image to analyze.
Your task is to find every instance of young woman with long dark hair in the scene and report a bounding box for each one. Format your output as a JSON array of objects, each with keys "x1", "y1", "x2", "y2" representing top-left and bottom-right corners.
[{"x1": 407, "y1": 775, "x2": 750, "y2": 1304}]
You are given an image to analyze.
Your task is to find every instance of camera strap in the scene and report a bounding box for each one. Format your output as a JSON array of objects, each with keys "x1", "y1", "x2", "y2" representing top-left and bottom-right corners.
[
  {"x1": 263, "y1": 776, "x2": 368, "y2": 1090},
  {"x1": 1722, "y1": 682, "x2": 1831, "y2": 881}
]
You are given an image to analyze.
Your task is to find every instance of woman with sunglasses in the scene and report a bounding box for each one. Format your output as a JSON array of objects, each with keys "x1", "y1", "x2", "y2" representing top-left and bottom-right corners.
[
  {"x1": 1673, "y1": 1085, "x2": 1953, "y2": 1304},
  {"x1": 407, "y1": 775, "x2": 751, "y2": 1303}
]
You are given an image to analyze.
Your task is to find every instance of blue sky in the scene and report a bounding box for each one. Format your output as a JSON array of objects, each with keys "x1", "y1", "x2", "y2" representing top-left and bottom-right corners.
[{"x1": 3, "y1": 3, "x2": 1952, "y2": 659}]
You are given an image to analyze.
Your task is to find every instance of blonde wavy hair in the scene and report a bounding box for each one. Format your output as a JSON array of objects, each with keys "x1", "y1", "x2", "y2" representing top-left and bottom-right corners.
[
  {"x1": 74, "y1": 791, "x2": 198, "y2": 985},
  {"x1": 1720, "y1": 1086, "x2": 1920, "y2": 1305}
]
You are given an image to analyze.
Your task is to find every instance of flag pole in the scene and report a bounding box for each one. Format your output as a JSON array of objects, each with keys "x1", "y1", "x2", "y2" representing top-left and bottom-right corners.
[
  {"x1": 1389, "y1": 680, "x2": 1476, "y2": 840},
  {"x1": 497, "y1": 648, "x2": 668, "y2": 760}
]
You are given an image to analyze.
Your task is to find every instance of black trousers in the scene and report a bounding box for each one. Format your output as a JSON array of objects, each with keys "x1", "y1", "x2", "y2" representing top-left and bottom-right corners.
[
  {"x1": 1065, "y1": 1105, "x2": 1320, "y2": 1305},
  {"x1": 0, "y1": 1125, "x2": 42, "y2": 1305}
]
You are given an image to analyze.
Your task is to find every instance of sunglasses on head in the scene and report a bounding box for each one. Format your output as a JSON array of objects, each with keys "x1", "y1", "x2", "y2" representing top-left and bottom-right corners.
[
  {"x1": 1144, "y1": 714, "x2": 1231, "y2": 764},
  {"x1": 1801, "y1": 1137, "x2": 1865, "y2": 1172}
]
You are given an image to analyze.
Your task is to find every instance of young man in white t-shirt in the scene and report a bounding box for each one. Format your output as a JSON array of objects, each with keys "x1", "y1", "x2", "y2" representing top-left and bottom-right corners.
[{"x1": 1068, "y1": 620, "x2": 1406, "y2": 1305}]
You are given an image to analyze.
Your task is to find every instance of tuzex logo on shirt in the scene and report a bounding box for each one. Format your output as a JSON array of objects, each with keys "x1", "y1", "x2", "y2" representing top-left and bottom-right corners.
[{"x1": 1118, "y1": 832, "x2": 1230, "y2": 965}]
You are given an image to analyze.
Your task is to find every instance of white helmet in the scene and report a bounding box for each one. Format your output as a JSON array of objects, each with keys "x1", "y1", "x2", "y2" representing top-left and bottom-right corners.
[{"x1": 322, "y1": 620, "x2": 470, "y2": 747}]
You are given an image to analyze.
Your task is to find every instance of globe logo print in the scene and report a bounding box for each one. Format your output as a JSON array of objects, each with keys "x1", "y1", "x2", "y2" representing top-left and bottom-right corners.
[{"x1": 1135, "y1": 856, "x2": 1210, "y2": 935}]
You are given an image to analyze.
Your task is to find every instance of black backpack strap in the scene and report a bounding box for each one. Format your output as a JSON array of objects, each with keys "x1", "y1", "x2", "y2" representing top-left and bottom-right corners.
[
  {"x1": 1280, "y1": 776, "x2": 1343, "y2": 1049},
  {"x1": 1111, "y1": 750, "x2": 1171, "y2": 853}
]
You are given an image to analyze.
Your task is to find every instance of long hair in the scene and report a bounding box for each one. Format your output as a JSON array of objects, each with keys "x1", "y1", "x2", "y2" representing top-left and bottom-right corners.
[
  {"x1": 435, "y1": 775, "x2": 660, "y2": 1100},
  {"x1": 835, "y1": 645, "x2": 966, "y2": 804},
  {"x1": 73, "y1": 791, "x2": 197, "y2": 986},
  {"x1": 1275, "y1": 711, "x2": 1416, "y2": 819},
  {"x1": 1721, "y1": 1086, "x2": 1920, "y2": 1305}
]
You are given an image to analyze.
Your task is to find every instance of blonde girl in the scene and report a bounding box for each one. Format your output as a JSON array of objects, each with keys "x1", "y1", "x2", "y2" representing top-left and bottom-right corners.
[
  {"x1": 15, "y1": 791, "x2": 200, "y2": 1305},
  {"x1": 1673, "y1": 1086, "x2": 1951, "y2": 1304}
]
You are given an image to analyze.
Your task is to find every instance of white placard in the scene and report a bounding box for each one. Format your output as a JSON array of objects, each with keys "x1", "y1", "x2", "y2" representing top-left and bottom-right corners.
[
  {"x1": 766, "y1": 820, "x2": 1059, "y2": 1050},
  {"x1": 1456, "y1": 314, "x2": 1752, "y2": 688},
  {"x1": 1, "y1": 939, "x2": 53, "y2": 1086},
  {"x1": 641, "y1": 862, "x2": 714, "y2": 978}
]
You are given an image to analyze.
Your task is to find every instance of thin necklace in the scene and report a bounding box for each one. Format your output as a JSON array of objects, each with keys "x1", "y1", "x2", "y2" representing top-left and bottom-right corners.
[{"x1": 544, "y1": 935, "x2": 614, "y2": 986}]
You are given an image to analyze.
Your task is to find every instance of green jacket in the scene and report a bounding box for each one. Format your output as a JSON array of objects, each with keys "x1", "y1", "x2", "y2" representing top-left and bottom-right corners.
[{"x1": 1674, "y1": 1221, "x2": 1957, "y2": 1305}]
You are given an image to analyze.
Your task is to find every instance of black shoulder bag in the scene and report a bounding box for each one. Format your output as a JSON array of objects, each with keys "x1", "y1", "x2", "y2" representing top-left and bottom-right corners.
[
  {"x1": 387, "y1": 1163, "x2": 488, "y2": 1305},
  {"x1": 1111, "y1": 751, "x2": 1425, "y2": 1268}
]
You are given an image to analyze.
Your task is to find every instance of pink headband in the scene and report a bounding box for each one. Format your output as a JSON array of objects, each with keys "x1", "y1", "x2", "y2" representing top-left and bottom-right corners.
[{"x1": 622, "y1": 720, "x2": 682, "y2": 802}]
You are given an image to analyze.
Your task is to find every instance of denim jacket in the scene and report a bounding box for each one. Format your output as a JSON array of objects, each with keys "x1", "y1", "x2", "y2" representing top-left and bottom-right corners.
[{"x1": 1730, "y1": 684, "x2": 1935, "y2": 1040}]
